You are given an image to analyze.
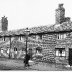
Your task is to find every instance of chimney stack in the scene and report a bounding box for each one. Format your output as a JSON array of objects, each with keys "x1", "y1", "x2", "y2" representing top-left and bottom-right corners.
[{"x1": 55, "y1": 3, "x2": 65, "y2": 24}]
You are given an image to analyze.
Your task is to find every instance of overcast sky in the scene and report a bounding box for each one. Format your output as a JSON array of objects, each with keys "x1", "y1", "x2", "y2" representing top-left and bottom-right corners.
[{"x1": 0, "y1": 0, "x2": 72, "y2": 31}]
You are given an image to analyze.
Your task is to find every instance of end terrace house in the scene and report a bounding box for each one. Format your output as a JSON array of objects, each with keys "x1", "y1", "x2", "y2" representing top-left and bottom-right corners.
[{"x1": 0, "y1": 4, "x2": 72, "y2": 65}]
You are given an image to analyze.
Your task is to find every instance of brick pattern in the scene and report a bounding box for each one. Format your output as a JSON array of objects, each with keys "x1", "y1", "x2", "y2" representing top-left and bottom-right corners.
[
  {"x1": 40, "y1": 34, "x2": 56, "y2": 63},
  {"x1": 55, "y1": 4, "x2": 65, "y2": 24},
  {"x1": 1, "y1": 16, "x2": 8, "y2": 31},
  {"x1": 55, "y1": 32, "x2": 72, "y2": 64},
  {"x1": 0, "y1": 36, "x2": 42, "y2": 59},
  {"x1": 0, "y1": 31, "x2": 72, "y2": 64}
]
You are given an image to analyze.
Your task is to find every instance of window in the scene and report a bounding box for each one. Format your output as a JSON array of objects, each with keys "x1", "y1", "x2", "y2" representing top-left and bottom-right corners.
[
  {"x1": 20, "y1": 36, "x2": 21, "y2": 40},
  {"x1": 4, "y1": 37, "x2": 5, "y2": 41},
  {"x1": 36, "y1": 35, "x2": 42, "y2": 40},
  {"x1": 14, "y1": 47, "x2": 17, "y2": 54},
  {"x1": 31, "y1": 35, "x2": 36, "y2": 39},
  {"x1": 55, "y1": 48, "x2": 65, "y2": 57},
  {"x1": 22, "y1": 48, "x2": 25, "y2": 51},
  {"x1": 36, "y1": 47, "x2": 43, "y2": 56},
  {"x1": 39, "y1": 34, "x2": 42, "y2": 39},
  {"x1": 36, "y1": 47, "x2": 42, "y2": 53},
  {"x1": 1, "y1": 49, "x2": 3, "y2": 53},
  {"x1": 19, "y1": 36, "x2": 23, "y2": 41},
  {"x1": 7, "y1": 48, "x2": 9, "y2": 54},
  {"x1": 14, "y1": 47, "x2": 17, "y2": 51},
  {"x1": 1, "y1": 37, "x2": 5, "y2": 41},
  {"x1": 57, "y1": 34, "x2": 66, "y2": 39},
  {"x1": 36, "y1": 35, "x2": 39, "y2": 40}
]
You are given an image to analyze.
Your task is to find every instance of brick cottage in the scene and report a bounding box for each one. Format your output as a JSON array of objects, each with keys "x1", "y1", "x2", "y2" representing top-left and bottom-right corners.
[{"x1": 0, "y1": 4, "x2": 72, "y2": 65}]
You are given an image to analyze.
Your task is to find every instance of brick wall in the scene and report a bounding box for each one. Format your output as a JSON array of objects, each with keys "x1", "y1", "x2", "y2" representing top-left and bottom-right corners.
[
  {"x1": 55, "y1": 32, "x2": 72, "y2": 64},
  {"x1": 0, "y1": 32, "x2": 72, "y2": 64},
  {"x1": 0, "y1": 34, "x2": 57, "y2": 62},
  {"x1": 40, "y1": 34, "x2": 56, "y2": 63}
]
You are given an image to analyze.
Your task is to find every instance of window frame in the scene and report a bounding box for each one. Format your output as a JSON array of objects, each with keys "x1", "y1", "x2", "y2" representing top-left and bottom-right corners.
[
  {"x1": 55, "y1": 48, "x2": 65, "y2": 57},
  {"x1": 14, "y1": 47, "x2": 17, "y2": 51},
  {"x1": 57, "y1": 33, "x2": 67, "y2": 40}
]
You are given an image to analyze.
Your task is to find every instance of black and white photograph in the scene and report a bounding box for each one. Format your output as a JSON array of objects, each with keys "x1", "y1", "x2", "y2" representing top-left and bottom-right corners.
[{"x1": 0, "y1": 0, "x2": 72, "y2": 71}]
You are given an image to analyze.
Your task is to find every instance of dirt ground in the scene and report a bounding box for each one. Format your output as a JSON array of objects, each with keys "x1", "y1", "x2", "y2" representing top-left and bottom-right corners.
[{"x1": 0, "y1": 57, "x2": 72, "y2": 71}]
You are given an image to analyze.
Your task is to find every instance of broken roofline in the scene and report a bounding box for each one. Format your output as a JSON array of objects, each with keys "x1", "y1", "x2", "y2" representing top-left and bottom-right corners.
[{"x1": 0, "y1": 22, "x2": 72, "y2": 37}]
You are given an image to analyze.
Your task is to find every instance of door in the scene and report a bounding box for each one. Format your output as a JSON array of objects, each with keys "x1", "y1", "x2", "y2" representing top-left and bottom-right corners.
[{"x1": 69, "y1": 48, "x2": 72, "y2": 66}]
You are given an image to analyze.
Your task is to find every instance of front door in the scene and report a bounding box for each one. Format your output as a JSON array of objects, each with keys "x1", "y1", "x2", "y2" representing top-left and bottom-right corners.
[{"x1": 69, "y1": 48, "x2": 72, "y2": 66}]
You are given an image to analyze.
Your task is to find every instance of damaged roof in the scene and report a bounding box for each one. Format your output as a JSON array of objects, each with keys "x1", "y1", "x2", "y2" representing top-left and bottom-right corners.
[{"x1": 0, "y1": 21, "x2": 72, "y2": 36}]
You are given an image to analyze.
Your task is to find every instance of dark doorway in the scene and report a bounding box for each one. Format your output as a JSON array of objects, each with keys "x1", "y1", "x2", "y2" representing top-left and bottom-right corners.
[{"x1": 69, "y1": 48, "x2": 72, "y2": 66}]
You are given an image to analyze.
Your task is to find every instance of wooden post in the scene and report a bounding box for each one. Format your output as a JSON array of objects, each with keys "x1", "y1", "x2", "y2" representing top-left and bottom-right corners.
[
  {"x1": 9, "y1": 36, "x2": 11, "y2": 59},
  {"x1": 24, "y1": 28, "x2": 30, "y2": 66},
  {"x1": 26, "y1": 35, "x2": 28, "y2": 55}
]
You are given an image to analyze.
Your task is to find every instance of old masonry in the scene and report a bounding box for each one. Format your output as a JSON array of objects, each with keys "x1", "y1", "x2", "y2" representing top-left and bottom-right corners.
[{"x1": 0, "y1": 4, "x2": 72, "y2": 66}]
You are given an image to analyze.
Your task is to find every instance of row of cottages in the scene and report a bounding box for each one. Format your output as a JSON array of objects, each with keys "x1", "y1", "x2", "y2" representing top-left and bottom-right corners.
[
  {"x1": 0, "y1": 32, "x2": 42, "y2": 59},
  {"x1": 0, "y1": 3, "x2": 72, "y2": 65}
]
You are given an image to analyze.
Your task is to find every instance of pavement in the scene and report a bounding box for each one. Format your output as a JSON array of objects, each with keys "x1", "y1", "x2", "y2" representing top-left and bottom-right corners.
[{"x1": 0, "y1": 58, "x2": 72, "y2": 71}]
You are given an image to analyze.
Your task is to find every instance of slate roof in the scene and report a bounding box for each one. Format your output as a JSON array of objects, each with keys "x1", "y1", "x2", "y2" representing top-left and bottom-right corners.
[
  {"x1": 29, "y1": 21, "x2": 72, "y2": 34},
  {"x1": 0, "y1": 21, "x2": 72, "y2": 36}
]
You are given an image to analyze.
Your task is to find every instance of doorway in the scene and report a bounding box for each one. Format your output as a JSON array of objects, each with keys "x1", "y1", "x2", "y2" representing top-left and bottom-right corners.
[{"x1": 69, "y1": 48, "x2": 72, "y2": 66}]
